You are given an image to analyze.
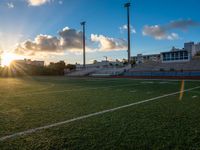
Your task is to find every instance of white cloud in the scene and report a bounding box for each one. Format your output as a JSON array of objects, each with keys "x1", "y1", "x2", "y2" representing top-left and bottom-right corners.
[
  {"x1": 14, "y1": 35, "x2": 60, "y2": 55},
  {"x1": 143, "y1": 25, "x2": 168, "y2": 40},
  {"x1": 14, "y1": 27, "x2": 128, "y2": 56},
  {"x1": 142, "y1": 19, "x2": 199, "y2": 40},
  {"x1": 58, "y1": 27, "x2": 83, "y2": 50},
  {"x1": 120, "y1": 25, "x2": 136, "y2": 34},
  {"x1": 142, "y1": 25, "x2": 180, "y2": 40},
  {"x1": 167, "y1": 33, "x2": 179, "y2": 40},
  {"x1": 14, "y1": 27, "x2": 84, "y2": 55},
  {"x1": 169, "y1": 19, "x2": 200, "y2": 30},
  {"x1": 91, "y1": 34, "x2": 127, "y2": 51},
  {"x1": 7, "y1": 2, "x2": 14, "y2": 8},
  {"x1": 27, "y1": 0, "x2": 50, "y2": 6}
]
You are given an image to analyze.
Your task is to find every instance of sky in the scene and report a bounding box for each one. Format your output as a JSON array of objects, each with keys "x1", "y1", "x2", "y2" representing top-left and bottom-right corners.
[{"x1": 0, "y1": 0, "x2": 199, "y2": 65}]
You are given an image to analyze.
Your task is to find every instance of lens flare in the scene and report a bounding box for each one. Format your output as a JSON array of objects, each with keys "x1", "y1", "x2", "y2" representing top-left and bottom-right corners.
[{"x1": 1, "y1": 53, "x2": 18, "y2": 66}]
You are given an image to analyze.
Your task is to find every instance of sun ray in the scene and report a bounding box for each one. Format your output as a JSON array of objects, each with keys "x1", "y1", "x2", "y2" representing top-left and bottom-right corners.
[{"x1": 1, "y1": 53, "x2": 21, "y2": 66}]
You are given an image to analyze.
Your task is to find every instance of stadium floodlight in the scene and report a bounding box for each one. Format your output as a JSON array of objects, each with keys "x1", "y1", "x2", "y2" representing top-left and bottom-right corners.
[
  {"x1": 80, "y1": 21, "x2": 86, "y2": 68},
  {"x1": 124, "y1": 2, "x2": 131, "y2": 64}
]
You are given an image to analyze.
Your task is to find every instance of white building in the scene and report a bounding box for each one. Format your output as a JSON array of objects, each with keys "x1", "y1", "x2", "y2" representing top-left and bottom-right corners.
[
  {"x1": 132, "y1": 42, "x2": 199, "y2": 64},
  {"x1": 161, "y1": 47, "x2": 191, "y2": 63},
  {"x1": 131, "y1": 54, "x2": 160, "y2": 64},
  {"x1": 195, "y1": 43, "x2": 200, "y2": 53},
  {"x1": 184, "y1": 42, "x2": 200, "y2": 56}
]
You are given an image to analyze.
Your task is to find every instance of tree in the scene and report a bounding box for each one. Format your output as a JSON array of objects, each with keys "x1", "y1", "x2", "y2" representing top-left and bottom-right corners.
[
  {"x1": 93, "y1": 60, "x2": 98, "y2": 64},
  {"x1": 130, "y1": 59, "x2": 136, "y2": 67},
  {"x1": 116, "y1": 59, "x2": 120, "y2": 62},
  {"x1": 48, "y1": 61, "x2": 66, "y2": 75},
  {"x1": 66, "y1": 64, "x2": 76, "y2": 70},
  {"x1": 122, "y1": 59, "x2": 128, "y2": 65}
]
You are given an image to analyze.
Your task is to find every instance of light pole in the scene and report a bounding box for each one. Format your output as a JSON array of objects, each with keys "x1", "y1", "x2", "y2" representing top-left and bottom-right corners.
[
  {"x1": 80, "y1": 21, "x2": 86, "y2": 68},
  {"x1": 124, "y1": 2, "x2": 131, "y2": 64}
]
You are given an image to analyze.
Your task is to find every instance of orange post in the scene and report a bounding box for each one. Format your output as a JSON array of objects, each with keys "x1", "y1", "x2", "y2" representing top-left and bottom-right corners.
[{"x1": 179, "y1": 80, "x2": 185, "y2": 100}]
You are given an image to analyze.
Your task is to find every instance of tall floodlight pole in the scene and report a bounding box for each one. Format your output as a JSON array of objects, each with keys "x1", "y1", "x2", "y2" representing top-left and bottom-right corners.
[
  {"x1": 81, "y1": 21, "x2": 86, "y2": 68},
  {"x1": 124, "y1": 2, "x2": 131, "y2": 64}
]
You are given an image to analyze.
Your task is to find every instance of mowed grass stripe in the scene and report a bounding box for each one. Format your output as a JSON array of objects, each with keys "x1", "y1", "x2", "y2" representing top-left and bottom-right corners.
[
  {"x1": 4, "y1": 83, "x2": 140, "y2": 97},
  {"x1": 1, "y1": 85, "x2": 200, "y2": 142}
]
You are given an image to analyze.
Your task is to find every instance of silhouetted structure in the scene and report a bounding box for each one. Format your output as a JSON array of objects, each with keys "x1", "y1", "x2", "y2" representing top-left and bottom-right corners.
[
  {"x1": 81, "y1": 21, "x2": 86, "y2": 68},
  {"x1": 124, "y1": 2, "x2": 131, "y2": 63}
]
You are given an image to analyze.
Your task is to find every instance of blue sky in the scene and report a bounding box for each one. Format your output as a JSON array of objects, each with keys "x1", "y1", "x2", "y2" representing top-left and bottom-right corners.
[{"x1": 0, "y1": 0, "x2": 199, "y2": 64}]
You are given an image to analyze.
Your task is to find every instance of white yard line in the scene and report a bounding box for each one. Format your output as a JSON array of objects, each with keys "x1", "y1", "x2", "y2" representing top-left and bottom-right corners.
[{"x1": 1, "y1": 86, "x2": 200, "y2": 142}]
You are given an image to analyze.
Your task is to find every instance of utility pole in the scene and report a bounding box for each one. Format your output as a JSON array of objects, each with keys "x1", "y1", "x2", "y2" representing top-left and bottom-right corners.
[
  {"x1": 124, "y1": 2, "x2": 131, "y2": 64},
  {"x1": 80, "y1": 21, "x2": 86, "y2": 68}
]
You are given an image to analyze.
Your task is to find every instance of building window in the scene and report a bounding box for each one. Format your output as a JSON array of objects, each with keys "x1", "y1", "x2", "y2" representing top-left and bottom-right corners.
[
  {"x1": 180, "y1": 52, "x2": 184, "y2": 60},
  {"x1": 171, "y1": 53, "x2": 175, "y2": 60},
  {"x1": 175, "y1": 52, "x2": 179, "y2": 60},
  {"x1": 183, "y1": 51, "x2": 188, "y2": 59}
]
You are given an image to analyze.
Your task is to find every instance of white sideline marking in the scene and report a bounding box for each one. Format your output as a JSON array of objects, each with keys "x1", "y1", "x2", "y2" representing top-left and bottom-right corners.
[{"x1": 1, "y1": 86, "x2": 200, "y2": 142}]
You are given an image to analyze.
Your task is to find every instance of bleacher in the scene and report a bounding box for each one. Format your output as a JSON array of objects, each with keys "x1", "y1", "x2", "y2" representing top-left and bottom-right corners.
[
  {"x1": 129, "y1": 58, "x2": 200, "y2": 72},
  {"x1": 66, "y1": 65, "x2": 131, "y2": 77},
  {"x1": 65, "y1": 58, "x2": 200, "y2": 78},
  {"x1": 90, "y1": 65, "x2": 131, "y2": 77},
  {"x1": 124, "y1": 58, "x2": 200, "y2": 78},
  {"x1": 66, "y1": 68, "x2": 98, "y2": 77}
]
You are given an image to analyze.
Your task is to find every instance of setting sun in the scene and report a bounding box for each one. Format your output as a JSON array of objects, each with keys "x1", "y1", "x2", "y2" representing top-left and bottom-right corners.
[{"x1": 1, "y1": 53, "x2": 18, "y2": 66}]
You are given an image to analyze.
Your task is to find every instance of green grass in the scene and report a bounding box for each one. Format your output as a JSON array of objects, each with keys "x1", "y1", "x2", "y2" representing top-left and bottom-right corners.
[{"x1": 0, "y1": 77, "x2": 200, "y2": 149}]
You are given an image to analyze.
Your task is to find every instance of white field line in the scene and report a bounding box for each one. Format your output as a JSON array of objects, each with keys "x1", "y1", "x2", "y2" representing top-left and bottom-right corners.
[{"x1": 1, "y1": 86, "x2": 200, "y2": 142}]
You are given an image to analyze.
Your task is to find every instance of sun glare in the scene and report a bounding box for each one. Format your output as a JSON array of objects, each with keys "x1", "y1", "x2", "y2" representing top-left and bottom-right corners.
[{"x1": 1, "y1": 53, "x2": 18, "y2": 66}]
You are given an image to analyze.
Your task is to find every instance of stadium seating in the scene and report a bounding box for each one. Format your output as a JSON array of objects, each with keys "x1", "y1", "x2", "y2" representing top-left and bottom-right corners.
[
  {"x1": 66, "y1": 68, "x2": 98, "y2": 77},
  {"x1": 129, "y1": 58, "x2": 200, "y2": 72},
  {"x1": 66, "y1": 58, "x2": 200, "y2": 77},
  {"x1": 66, "y1": 65, "x2": 131, "y2": 77}
]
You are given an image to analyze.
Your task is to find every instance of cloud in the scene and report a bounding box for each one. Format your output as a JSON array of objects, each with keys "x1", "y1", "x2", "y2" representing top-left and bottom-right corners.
[
  {"x1": 7, "y1": 2, "x2": 14, "y2": 8},
  {"x1": 142, "y1": 25, "x2": 179, "y2": 40},
  {"x1": 91, "y1": 34, "x2": 127, "y2": 51},
  {"x1": 120, "y1": 25, "x2": 136, "y2": 34},
  {"x1": 0, "y1": 49, "x2": 3, "y2": 55},
  {"x1": 27, "y1": 0, "x2": 50, "y2": 6},
  {"x1": 14, "y1": 27, "x2": 128, "y2": 55},
  {"x1": 142, "y1": 19, "x2": 199, "y2": 40},
  {"x1": 169, "y1": 19, "x2": 200, "y2": 30},
  {"x1": 14, "y1": 27, "x2": 83, "y2": 55},
  {"x1": 14, "y1": 35, "x2": 60, "y2": 55},
  {"x1": 59, "y1": 27, "x2": 83, "y2": 50}
]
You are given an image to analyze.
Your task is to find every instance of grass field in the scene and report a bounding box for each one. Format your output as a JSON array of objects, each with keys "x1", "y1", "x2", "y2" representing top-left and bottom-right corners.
[{"x1": 0, "y1": 77, "x2": 200, "y2": 149}]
